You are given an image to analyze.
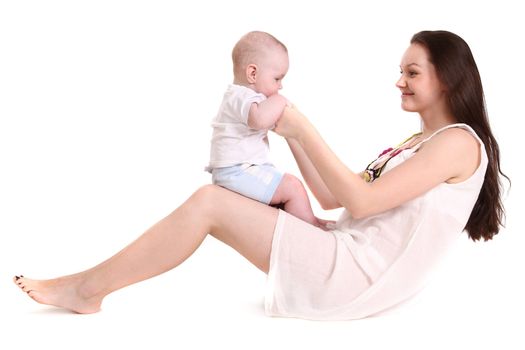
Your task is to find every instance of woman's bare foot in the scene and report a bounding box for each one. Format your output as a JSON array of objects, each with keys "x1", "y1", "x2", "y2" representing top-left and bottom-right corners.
[{"x1": 13, "y1": 275, "x2": 102, "y2": 314}]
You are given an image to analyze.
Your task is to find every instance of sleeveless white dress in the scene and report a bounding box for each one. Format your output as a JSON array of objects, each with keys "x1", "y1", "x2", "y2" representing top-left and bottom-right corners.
[{"x1": 265, "y1": 123, "x2": 488, "y2": 320}]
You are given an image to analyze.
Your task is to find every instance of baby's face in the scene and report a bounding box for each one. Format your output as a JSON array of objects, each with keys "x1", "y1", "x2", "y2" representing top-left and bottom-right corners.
[{"x1": 254, "y1": 48, "x2": 289, "y2": 97}]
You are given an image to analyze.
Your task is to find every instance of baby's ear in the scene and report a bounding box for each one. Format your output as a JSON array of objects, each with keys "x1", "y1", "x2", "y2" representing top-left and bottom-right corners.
[{"x1": 246, "y1": 64, "x2": 257, "y2": 83}]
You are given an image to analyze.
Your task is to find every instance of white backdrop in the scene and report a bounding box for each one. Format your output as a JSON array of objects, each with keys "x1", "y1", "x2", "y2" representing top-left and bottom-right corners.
[{"x1": 1, "y1": 1, "x2": 523, "y2": 349}]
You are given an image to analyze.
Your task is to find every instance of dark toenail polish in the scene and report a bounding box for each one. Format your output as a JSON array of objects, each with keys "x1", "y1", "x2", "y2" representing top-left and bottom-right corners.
[
  {"x1": 15, "y1": 276, "x2": 20, "y2": 280},
  {"x1": 20, "y1": 275, "x2": 24, "y2": 278}
]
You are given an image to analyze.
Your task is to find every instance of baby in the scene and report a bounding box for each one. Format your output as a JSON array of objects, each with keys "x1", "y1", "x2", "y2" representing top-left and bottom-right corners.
[{"x1": 206, "y1": 31, "x2": 319, "y2": 226}]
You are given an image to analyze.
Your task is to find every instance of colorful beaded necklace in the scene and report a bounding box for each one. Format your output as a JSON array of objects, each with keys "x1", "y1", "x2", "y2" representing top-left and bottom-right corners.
[{"x1": 362, "y1": 132, "x2": 423, "y2": 183}]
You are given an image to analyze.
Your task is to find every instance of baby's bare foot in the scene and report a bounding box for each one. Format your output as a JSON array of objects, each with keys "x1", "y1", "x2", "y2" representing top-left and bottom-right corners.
[{"x1": 13, "y1": 275, "x2": 102, "y2": 314}]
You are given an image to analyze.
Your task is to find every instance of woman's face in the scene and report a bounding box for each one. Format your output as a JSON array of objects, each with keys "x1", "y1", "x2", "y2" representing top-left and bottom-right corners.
[{"x1": 396, "y1": 43, "x2": 448, "y2": 115}]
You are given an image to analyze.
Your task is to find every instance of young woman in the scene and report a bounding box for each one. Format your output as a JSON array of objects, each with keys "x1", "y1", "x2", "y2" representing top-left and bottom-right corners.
[{"x1": 14, "y1": 30, "x2": 507, "y2": 320}]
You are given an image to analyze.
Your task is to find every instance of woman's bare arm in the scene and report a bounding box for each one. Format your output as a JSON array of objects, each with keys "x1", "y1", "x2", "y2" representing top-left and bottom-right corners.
[
  {"x1": 286, "y1": 138, "x2": 341, "y2": 210},
  {"x1": 275, "y1": 107, "x2": 480, "y2": 219}
]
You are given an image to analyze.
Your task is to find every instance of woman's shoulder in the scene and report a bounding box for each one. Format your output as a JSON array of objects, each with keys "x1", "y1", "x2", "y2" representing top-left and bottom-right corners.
[
  {"x1": 425, "y1": 125, "x2": 480, "y2": 154},
  {"x1": 421, "y1": 125, "x2": 481, "y2": 183}
]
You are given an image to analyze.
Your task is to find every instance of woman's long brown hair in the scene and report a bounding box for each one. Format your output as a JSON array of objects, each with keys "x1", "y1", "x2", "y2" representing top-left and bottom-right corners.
[{"x1": 411, "y1": 30, "x2": 509, "y2": 241}]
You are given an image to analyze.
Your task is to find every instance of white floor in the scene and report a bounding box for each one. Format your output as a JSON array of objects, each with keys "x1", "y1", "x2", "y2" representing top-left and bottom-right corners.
[{"x1": 2, "y1": 230, "x2": 523, "y2": 350}]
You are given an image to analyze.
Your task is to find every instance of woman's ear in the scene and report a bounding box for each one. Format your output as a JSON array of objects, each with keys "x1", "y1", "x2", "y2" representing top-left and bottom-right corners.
[{"x1": 246, "y1": 64, "x2": 257, "y2": 84}]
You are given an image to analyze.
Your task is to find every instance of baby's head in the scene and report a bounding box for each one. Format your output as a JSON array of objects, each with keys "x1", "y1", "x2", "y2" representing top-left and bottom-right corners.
[{"x1": 232, "y1": 31, "x2": 289, "y2": 97}]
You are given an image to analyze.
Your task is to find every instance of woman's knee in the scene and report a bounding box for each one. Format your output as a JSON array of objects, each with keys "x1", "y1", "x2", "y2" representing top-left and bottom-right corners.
[
  {"x1": 190, "y1": 184, "x2": 221, "y2": 209},
  {"x1": 193, "y1": 184, "x2": 219, "y2": 198},
  {"x1": 190, "y1": 184, "x2": 239, "y2": 213}
]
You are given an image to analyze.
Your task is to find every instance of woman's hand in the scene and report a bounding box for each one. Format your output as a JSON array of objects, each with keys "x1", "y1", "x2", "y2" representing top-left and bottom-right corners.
[
  {"x1": 316, "y1": 217, "x2": 337, "y2": 231},
  {"x1": 273, "y1": 105, "x2": 311, "y2": 140}
]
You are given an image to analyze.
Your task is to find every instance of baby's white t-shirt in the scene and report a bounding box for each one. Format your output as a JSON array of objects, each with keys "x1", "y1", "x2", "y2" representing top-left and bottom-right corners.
[{"x1": 207, "y1": 84, "x2": 271, "y2": 170}]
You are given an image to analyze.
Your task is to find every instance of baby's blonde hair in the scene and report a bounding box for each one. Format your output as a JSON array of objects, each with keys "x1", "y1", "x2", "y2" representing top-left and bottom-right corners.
[{"x1": 232, "y1": 31, "x2": 287, "y2": 79}]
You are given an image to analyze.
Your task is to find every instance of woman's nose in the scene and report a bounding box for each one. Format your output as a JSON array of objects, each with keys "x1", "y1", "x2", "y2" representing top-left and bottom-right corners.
[{"x1": 396, "y1": 75, "x2": 407, "y2": 88}]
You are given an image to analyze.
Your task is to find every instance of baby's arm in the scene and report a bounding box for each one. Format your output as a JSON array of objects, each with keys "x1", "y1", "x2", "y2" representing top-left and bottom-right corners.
[{"x1": 247, "y1": 94, "x2": 288, "y2": 130}]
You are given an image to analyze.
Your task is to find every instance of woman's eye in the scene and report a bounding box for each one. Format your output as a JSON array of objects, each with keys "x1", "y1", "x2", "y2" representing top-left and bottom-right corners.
[{"x1": 400, "y1": 70, "x2": 417, "y2": 77}]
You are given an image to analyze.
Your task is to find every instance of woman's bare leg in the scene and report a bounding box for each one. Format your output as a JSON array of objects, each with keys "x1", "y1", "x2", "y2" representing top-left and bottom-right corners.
[{"x1": 13, "y1": 185, "x2": 279, "y2": 313}]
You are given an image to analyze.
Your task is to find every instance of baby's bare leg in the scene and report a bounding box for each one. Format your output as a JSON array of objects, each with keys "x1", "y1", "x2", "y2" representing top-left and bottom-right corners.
[{"x1": 269, "y1": 174, "x2": 319, "y2": 226}]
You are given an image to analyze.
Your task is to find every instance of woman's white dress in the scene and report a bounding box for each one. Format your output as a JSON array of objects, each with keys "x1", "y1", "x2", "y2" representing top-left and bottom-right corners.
[{"x1": 265, "y1": 124, "x2": 488, "y2": 320}]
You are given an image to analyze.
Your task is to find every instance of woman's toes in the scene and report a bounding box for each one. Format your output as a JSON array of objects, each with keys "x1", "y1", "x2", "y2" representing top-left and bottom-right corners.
[
  {"x1": 15, "y1": 279, "x2": 25, "y2": 289},
  {"x1": 27, "y1": 290, "x2": 37, "y2": 301},
  {"x1": 14, "y1": 276, "x2": 33, "y2": 293}
]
